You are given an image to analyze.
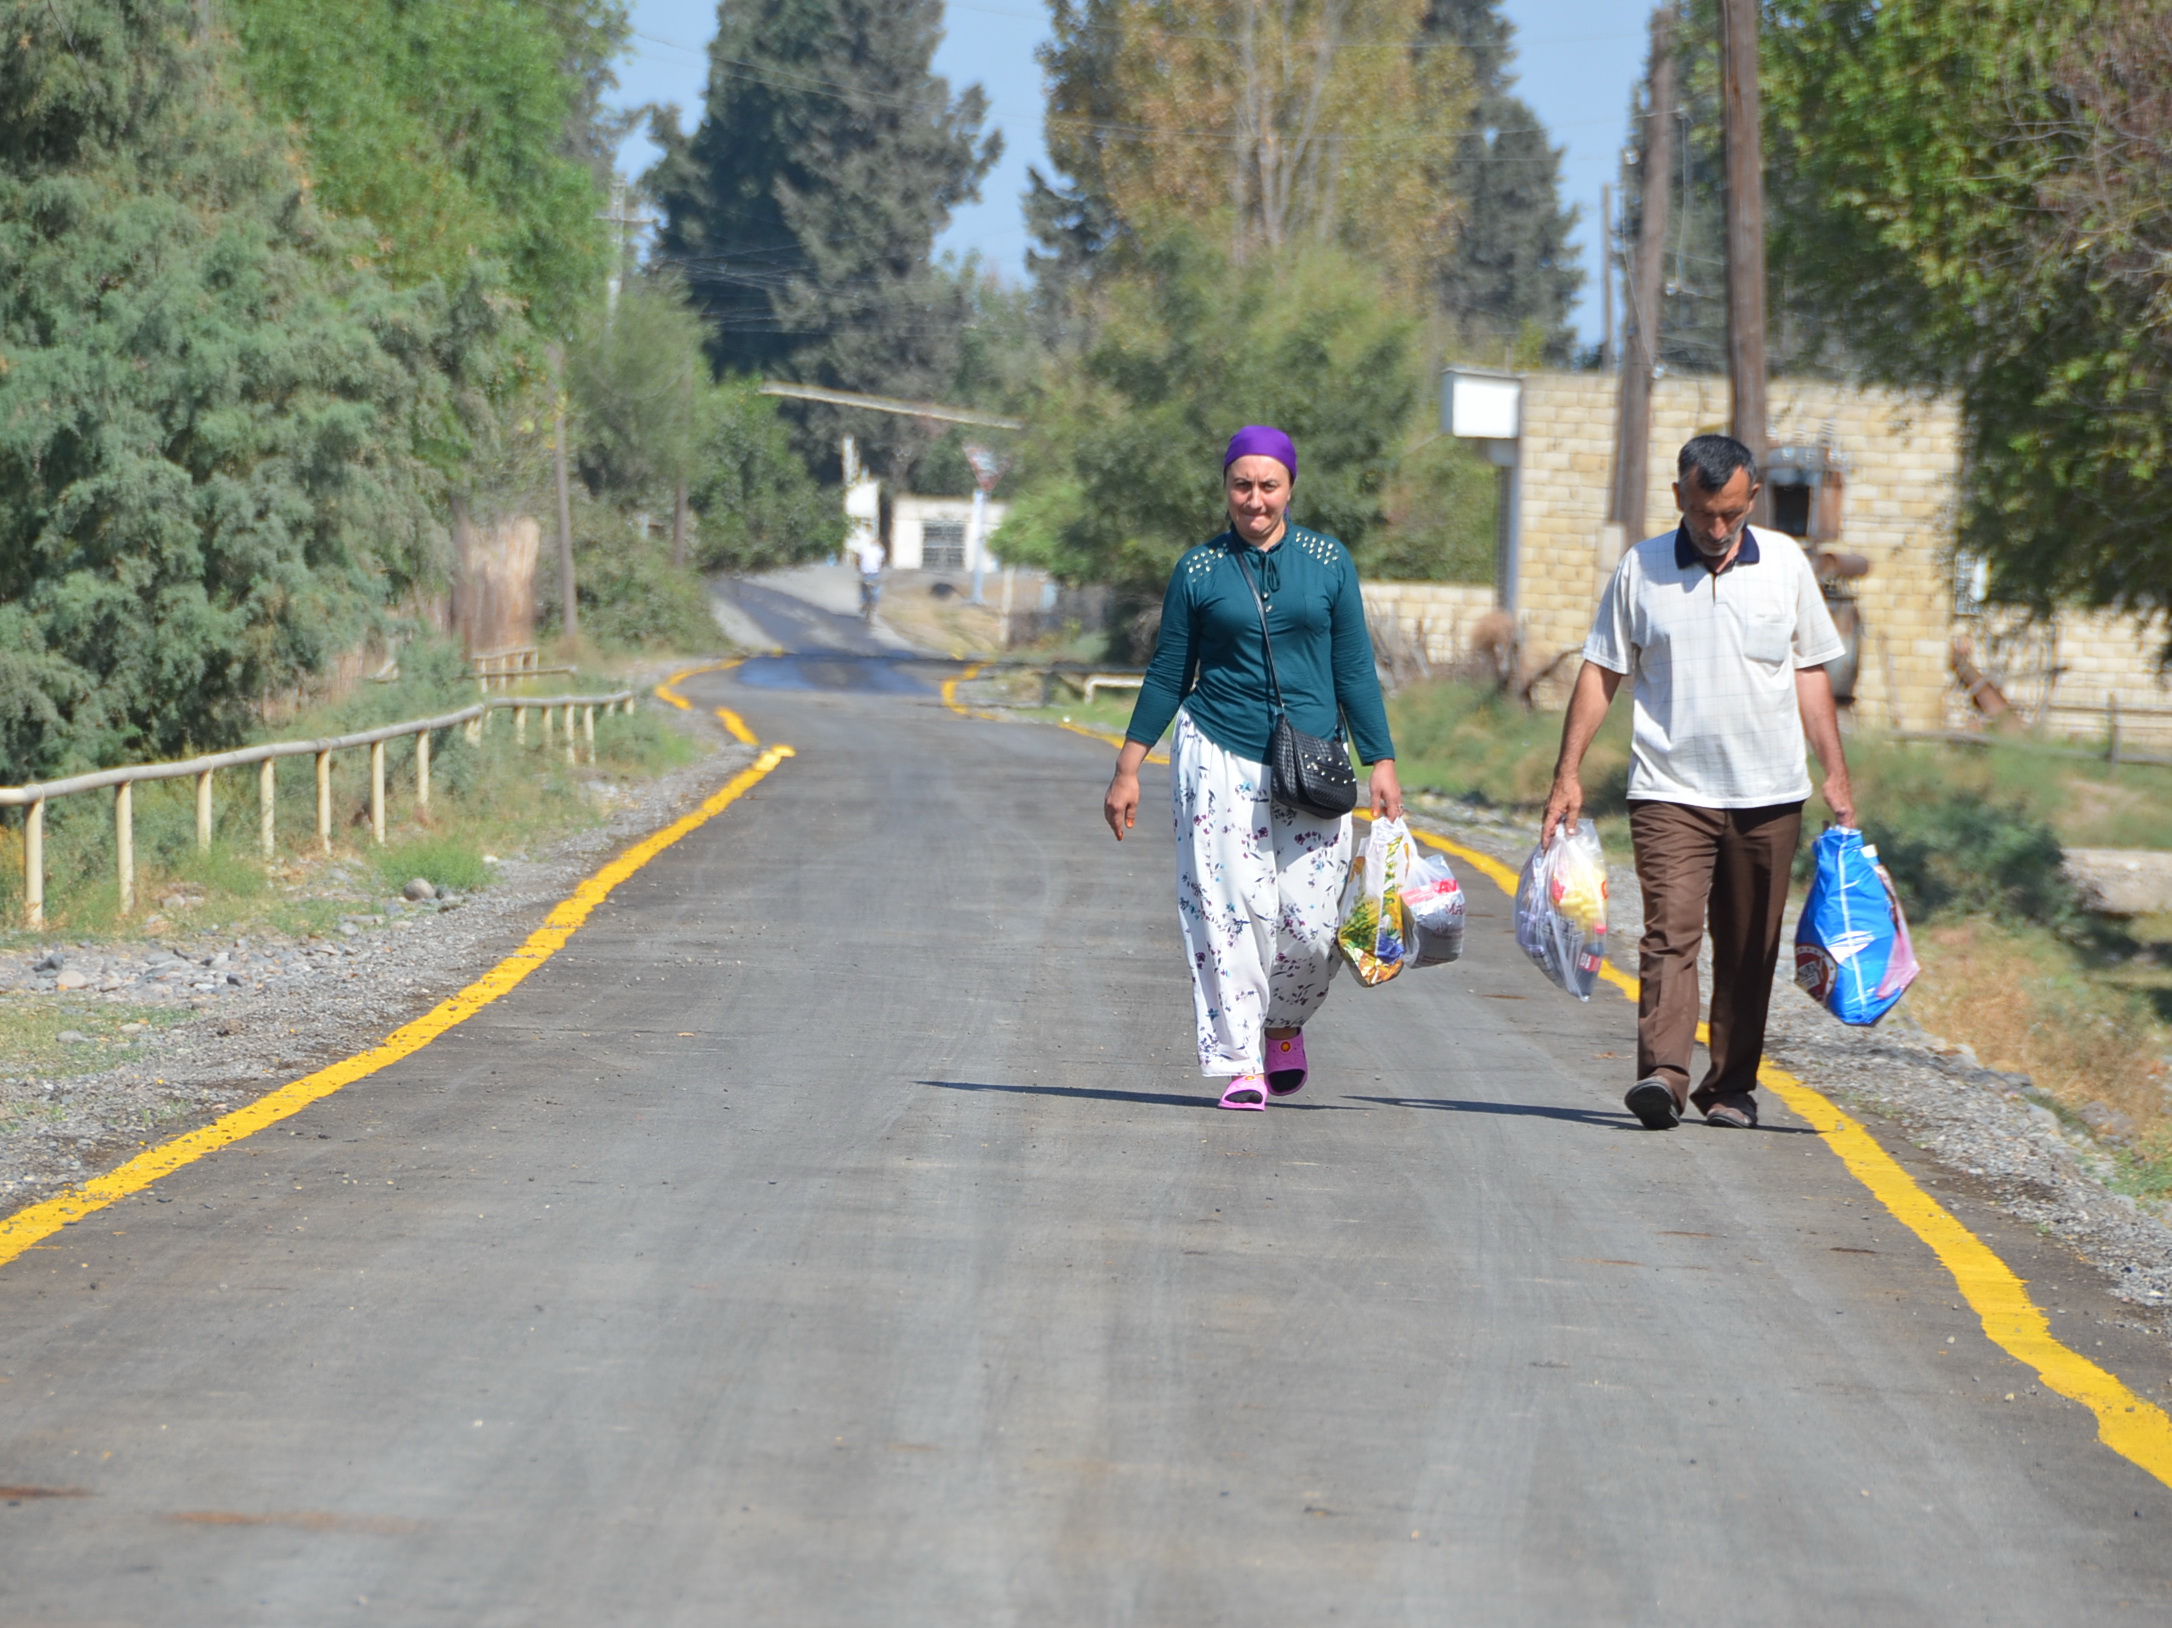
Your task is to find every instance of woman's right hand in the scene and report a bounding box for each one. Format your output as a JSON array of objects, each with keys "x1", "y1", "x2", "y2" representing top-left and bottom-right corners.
[{"x1": 1105, "y1": 741, "x2": 1150, "y2": 840}]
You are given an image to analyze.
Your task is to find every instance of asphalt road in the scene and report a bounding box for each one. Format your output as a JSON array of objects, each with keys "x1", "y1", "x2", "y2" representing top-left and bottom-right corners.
[{"x1": 4, "y1": 587, "x2": 2171, "y2": 1625}]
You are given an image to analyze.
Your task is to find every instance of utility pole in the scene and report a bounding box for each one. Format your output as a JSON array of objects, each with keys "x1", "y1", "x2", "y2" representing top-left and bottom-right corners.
[
  {"x1": 549, "y1": 345, "x2": 578, "y2": 646},
  {"x1": 597, "y1": 178, "x2": 655, "y2": 330},
  {"x1": 1612, "y1": 6, "x2": 1676, "y2": 543},
  {"x1": 1599, "y1": 183, "x2": 1615, "y2": 373},
  {"x1": 1721, "y1": 0, "x2": 1769, "y2": 517}
]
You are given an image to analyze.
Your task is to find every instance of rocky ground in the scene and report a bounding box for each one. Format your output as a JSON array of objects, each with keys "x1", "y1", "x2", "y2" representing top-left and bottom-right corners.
[
  {"x1": 1408, "y1": 790, "x2": 2172, "y2": 1335},
  {"x1": 0, "y1": 737, "x2": 752, "y2": 1216}
]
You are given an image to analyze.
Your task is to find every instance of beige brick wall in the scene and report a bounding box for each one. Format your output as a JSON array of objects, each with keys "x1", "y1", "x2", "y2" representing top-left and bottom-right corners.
[
  {"x1": 1359, "y1": 582, "x2": 1498, "y2": 667},
  {"x1": 1371, "y1": 370, "x2": 2169, "y2": 735}
]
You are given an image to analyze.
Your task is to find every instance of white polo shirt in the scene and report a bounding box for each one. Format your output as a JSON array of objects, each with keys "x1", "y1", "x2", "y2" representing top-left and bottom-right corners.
[{"x1": 1583, "y1": 524, "x2": 1844, "y2": 809}]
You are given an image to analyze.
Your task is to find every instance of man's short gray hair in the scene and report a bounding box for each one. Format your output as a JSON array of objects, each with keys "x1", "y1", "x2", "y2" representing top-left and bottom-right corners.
[{"x1": 1678, "y1": 434, "x2": 1758, "y2": 493}]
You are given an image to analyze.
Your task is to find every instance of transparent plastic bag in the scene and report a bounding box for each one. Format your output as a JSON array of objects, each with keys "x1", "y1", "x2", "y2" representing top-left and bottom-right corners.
[
  {"x1": 1402, "y1": 849, "x2": 1466, "y2": 967},
  {"x1": 1515, "y1": 822, "x2": 1610, "y2": 1001},
  {"x1": 1337, "y1": 817, "x2": 1418, "y2": 986},
  {"x1": 1794, "y1": 826, "x2": 1919, "y2": 1025}
]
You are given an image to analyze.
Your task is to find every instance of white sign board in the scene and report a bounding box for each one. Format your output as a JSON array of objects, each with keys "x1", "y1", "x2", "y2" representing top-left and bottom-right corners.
[{"x1": 1442, "y1": 372, "x2": 1522, "y2": 441}]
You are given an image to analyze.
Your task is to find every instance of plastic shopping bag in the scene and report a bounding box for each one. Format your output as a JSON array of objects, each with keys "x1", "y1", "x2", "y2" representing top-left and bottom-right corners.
[
  {"x1": 1515, "y1": 822, "x2": 1610, "y2": 1001},
  {"x1": 1402, "y1": 849, "x2": 1466, "y2": 967},
  {"x1": 1337, "y1": 817, "x2": 1419, "y2": 985},
  {"x1": 1794, "y1": 826, "x2": 1918, "y2": 1026}
]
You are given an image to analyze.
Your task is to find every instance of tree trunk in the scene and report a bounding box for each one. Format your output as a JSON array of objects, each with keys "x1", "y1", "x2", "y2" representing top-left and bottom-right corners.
[
  {"x1": 1613, "y1": 7, "x2": 1676, "y2": 542},
  {"x1": 550, "y1": 345, "x2": 578, "y2": 647},
  {"x1": 1721, "y1": 0, "x2": 1770, "y2": 518}
]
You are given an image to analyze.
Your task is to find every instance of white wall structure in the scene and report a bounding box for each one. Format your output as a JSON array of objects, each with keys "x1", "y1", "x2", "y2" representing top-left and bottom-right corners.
[{"x1": 891, "y1": 495, "x2": 1009, "y2": 572}]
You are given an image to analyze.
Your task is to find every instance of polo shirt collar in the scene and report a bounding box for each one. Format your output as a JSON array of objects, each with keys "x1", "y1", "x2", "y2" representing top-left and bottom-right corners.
[{"x1": 1674, "y1": 522, "x2": 1761, "y2": 574}]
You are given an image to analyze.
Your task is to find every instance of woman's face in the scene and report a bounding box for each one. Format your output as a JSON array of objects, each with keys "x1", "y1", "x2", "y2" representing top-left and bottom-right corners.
[{"x1": 1225, "y1": 455, "x2": 1292, "y2": 544}]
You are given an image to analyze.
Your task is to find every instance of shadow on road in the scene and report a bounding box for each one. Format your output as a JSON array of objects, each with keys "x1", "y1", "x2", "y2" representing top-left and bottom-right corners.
[
  {"x1": 921, "y1": 1080, "x2": 1372, "y2": 1112},
  {"x1": 1349, "y1": 1095, "x2": 1820, "y2": 1135}
]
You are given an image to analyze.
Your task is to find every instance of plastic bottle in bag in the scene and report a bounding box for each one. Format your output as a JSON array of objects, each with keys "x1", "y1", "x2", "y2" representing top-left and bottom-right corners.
[
  {"x1": 1402, "y1": 850, "x2": 1466, "y2": 967},
  {"x1": 1515, "y1": 822, "x2": 1610, "y2": 1000}
]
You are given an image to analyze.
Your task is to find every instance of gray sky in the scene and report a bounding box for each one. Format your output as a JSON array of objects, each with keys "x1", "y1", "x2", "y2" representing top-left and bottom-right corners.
[{"x1": 609, "y1": 0, "x2": 1647, "y2": 346}]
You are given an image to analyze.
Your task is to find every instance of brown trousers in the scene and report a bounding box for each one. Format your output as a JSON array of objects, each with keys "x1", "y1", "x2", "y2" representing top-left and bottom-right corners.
[{"x1": 1628, "y1": 799, "x2": 1804, "y2": 1110}]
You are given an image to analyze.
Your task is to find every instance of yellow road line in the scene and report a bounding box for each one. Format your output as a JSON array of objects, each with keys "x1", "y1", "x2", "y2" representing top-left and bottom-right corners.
[
  {"x1": 1405, "y1": 819, "x2": 2172, "y2": 1490},
  {"x1": 0, "y1": 743, "x2": 798, "y2": 1272},
  {"x1": 942, "y1": 663, "x2": 1170, "y2": 764},
  {"x1": 656, "y1": 660, "x2": 757, "y2": 745}
]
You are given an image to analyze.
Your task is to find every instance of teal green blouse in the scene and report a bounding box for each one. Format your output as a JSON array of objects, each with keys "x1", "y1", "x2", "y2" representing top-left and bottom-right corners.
[{"x1": 1123, "y1": 525, "x2": 1396, "y2": 767}]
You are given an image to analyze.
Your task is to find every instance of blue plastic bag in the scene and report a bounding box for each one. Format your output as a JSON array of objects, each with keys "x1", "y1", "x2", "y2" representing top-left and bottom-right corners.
[{"x1": 1794, "y1": 827, "x2": 1919, "y2": 1026}]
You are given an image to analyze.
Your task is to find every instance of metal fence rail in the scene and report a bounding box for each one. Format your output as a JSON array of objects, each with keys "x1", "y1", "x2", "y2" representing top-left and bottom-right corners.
[{"x1": 3, "y1": 690, "x2": 636, "y2": 928}]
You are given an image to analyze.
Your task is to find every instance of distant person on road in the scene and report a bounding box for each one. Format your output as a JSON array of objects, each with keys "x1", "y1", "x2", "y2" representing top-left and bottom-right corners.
[
  {"x1": 1104, "y1": 425, "x2": 1402, "y2": 1111},
  {"x1": 852, "y1": 530, "x2": 884, "y2": 622},
  {"x1": 1542, "y1": 434, "x2": 1859, "y2": 1130}
]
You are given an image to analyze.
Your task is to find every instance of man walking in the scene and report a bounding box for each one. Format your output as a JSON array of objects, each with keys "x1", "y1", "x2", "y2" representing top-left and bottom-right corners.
[{"x1": 1542, "y1": 435, "x2": 1858, "y2": 1130}]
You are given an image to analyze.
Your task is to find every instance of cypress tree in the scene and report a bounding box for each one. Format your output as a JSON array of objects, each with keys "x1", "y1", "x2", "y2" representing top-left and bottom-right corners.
[
  {"x1": 0, "y1": 0, "x2": 443, "y2": 780},
  {"x1": 1425, "y1": 0, "x2": 1582, "y2": 361},
  {"x1": 647, "y1": 0, "x2": 1001, "y2": 480}
]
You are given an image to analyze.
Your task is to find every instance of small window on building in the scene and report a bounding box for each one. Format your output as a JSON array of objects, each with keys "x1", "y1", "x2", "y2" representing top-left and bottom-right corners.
[
  {"x1": 1769, "y1": 479, "x2": 1813, "y2": 539},
  {"x1": 923, "y1": 520, "x2": 966, "y2": 570}
]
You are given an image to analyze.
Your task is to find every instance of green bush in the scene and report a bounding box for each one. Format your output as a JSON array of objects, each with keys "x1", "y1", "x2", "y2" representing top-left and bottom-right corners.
[
  {"x1": 1844, "y1": 792, "x2": 2078, "y2": 930},
  {"x1": 375, "y1": 835, "x2": 491, "y2": 895},
  {"x1": 537, "y1": 500, "x2": 721, "y2": 653}
]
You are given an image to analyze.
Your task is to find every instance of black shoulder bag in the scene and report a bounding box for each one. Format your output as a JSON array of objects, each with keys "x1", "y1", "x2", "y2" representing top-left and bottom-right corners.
[{"x1": 1229, "y1": 546, "x2": 1359, "y2": 819}]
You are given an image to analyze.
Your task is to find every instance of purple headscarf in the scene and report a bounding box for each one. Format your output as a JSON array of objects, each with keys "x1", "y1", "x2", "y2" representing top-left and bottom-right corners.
[{"x1": 1223, "y1": 424, "x2": 1297, "y2": 482}]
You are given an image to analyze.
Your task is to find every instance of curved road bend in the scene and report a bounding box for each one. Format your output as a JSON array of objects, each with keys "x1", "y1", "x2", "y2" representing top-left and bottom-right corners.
[{"x1": 3, "y1": 589, "x2": 2170, "y2": 1624}]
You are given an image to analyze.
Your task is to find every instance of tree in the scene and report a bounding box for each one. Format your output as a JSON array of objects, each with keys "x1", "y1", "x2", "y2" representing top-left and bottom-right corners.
[
  {"x1": 647, "y1": 0, "x2": 1001, "y2": 483},
  {"x1": 998, "y1": 232, "x2": 1429, "y2": 611},
  {"x1": 1030, "y1": 0, "x2": 1470, "y2": 301},
  {"x1": 1764, "y1": 0, "x2": 2172, "y2": 634},
  {"x1": 1424, "y1": 0, "x2": 1582, "y2": 360},
  {"x1": 0, "y1": 0, "x2": 445, "y2": 781},
  {"x1": 229, "y1": 0, "x2": 620, "y2": 329}
]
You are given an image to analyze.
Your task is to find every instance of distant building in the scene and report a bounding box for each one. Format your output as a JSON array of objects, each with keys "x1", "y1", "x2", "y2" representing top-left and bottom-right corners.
[{"x1": 889, "y1": 494, "x2": 1009, "y2": 575}]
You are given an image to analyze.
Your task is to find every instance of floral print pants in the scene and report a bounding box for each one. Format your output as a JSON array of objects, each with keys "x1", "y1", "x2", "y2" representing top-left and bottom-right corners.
[{"x1": 1172, "y1": 711, "x2": 1352, "y2": 1077}]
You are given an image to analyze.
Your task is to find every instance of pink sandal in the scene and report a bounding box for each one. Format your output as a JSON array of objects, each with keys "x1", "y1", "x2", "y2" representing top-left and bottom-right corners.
[
  {"x1": 1218, "y1": 1075, "x2": 1268, "y2": 1111},
  {"x1": 1266, "y1": 1031, "x2": 1308, "y2": 1097}
]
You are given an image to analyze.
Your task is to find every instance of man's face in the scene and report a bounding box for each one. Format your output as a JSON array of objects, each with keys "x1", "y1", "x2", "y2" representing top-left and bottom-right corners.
[{"x1": 1672, "y1": 467, "x2": 1760, "y2": 558}]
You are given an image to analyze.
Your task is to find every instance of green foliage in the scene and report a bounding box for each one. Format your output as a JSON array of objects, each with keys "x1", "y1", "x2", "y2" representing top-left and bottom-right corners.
[
  {"x1": 537, "y1": 499, "x2": 719, "y2": 652},
  {"x1": 649, "y1": 0, "x2": 1001, "y2": 481},
  {"x1": 564, "y1": 274, "x2": 839, "y2": 570},
  {"x1": 0, "y1": 0, "x2": 445, "y2": 783},
  {"x1": 1424, "y1": 0, "x2": 1582, "y2": 361},
  {"x1": 375, "y1": 834, "x2": 491, "y2": 895},
  {"x1": 1857, "y1": 794, "x2": 2078, "y2": 930},
  {"x1": 689, "y1": 377, "x2": 843, "y2": 570},
  {"x1": 229, "y1": 0, "x2": 620, "y2": 328},
  {"x1": 1001, "y1": 232, "x2": 1428, "y2": 604},
  {"x1": 1352, "y1": 436, "x2": 1497, "y2": 583},
  {"x1": 1764, "y1": 0, "x2": 2172, "y2": 635}
]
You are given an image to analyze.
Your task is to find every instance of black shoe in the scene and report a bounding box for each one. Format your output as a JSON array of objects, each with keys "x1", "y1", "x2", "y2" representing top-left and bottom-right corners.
[{"x1": 1625, "y1": 1077, "x2": 1681, "y2": 1130}]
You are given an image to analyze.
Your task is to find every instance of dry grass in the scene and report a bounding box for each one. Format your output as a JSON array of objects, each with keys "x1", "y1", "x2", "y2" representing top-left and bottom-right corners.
[{"x1": 1907, "y1": 919, "x2": 2172, "y2": 1195}]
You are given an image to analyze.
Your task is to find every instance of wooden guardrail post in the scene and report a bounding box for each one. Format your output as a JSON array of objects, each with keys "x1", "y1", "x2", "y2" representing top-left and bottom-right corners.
[
  {"x1": 541, "y1": 706, "x2": 554, "y2": 754},
  {"x1": 416, "y1": 729, "x2": 431, "y2": 811},
  {"x1": 24, "y1": 799, "x2": 43, "y2": 930},
  {"x1": 515, "y1": 704, "x2": 527, "y2": 746},
  {"x1": 115, "y1": 781, "x2": 133, "y2": 915},
  {"x1": 315, "y1": 750, "x2": 332, "y2": 855},
  {"x1": 259, "y1": 758, "x2": 275, "y2": 861},
  {"x1": 583, "y1": 704, "x2": 596, "y2": 762},
  {"x1": 562, "y1": 704, "x2": 577, "y2": 766},
  {"x1": 195, "y1": 769, "x2": 213, "y2": 851},
  {"x1": 369, "y1": 740, "x2": 386, "y2": 844}
]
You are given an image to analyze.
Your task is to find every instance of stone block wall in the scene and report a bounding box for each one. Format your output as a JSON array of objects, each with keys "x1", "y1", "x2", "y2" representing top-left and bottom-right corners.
[{"x1": 1359, "y1": 582, "x2": 1498, "y2": 667}]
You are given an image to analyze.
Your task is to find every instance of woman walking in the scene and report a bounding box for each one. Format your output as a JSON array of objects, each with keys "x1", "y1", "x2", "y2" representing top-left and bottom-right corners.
[{"x1": 1103, "y1": 426, "x2": 1402, "y2": 1110}]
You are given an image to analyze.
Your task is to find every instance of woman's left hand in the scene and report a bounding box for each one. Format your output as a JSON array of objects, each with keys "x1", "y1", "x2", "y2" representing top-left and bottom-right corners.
[{"x1": 1369, "y1": 759, "x2": 1403, "y2": 822}]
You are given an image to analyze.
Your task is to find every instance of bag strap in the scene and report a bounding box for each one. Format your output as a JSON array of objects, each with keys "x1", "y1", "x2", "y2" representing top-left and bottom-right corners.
[{"x1": 1229, "y1": 546, "x2": 1288, "y2": 717}]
